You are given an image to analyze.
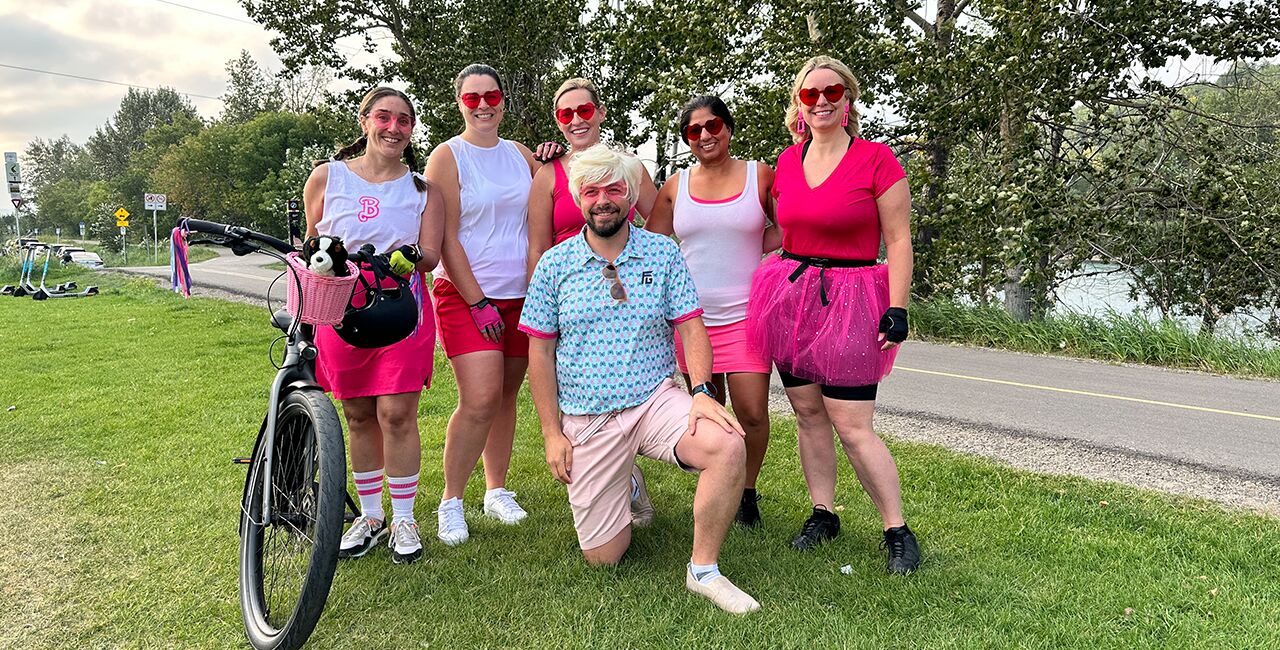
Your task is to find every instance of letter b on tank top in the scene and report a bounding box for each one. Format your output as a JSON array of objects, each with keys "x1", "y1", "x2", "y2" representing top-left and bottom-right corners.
[{"x1": 357, "y1": 196, "x2": 381, "y2": 222}]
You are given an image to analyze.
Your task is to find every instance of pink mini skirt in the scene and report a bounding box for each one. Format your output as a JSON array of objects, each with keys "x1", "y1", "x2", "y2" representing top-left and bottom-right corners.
[
  {"x1": 315, "y1": 270, "x2": 436, "y2": 400},
  {"x1": 674, "y1": 318, "x2": 771, "y2": 375},
  {"x1": 747, "y1": 255, "x2": 897, "y2": 386}
]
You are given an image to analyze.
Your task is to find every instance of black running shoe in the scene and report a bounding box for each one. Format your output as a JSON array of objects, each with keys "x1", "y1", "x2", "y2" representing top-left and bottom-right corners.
[
  {"x1": 883, "y1": 524, "x2": 921, "y2": 574},
  {"x1": 790, "y1": 506, "x2": 840, "y2": 550},
  {"x1": 736, "y1": 489, "x2": 762, "y2": 528}
]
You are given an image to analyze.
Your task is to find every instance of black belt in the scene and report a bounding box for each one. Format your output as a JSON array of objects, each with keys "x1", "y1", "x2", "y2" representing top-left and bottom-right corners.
[{"x1": 780, "y1": 250, "x2": 876, "y2": 306}]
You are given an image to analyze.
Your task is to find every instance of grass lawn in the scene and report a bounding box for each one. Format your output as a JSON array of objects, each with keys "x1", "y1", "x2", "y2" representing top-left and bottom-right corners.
[{"x1": 2, "y1": 277, "x2": 1278, "y2": 649}]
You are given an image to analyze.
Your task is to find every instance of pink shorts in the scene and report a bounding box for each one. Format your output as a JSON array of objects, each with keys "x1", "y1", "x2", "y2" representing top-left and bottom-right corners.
[
  {"x1": 315, "y1": 270, "x2": 435, "y2": 400},
  {"x1": 560, "y1": 379, "x2": 698, "y2": 550},
  {"x1": 674, "y1": 318, "x2": 771, "y2": 375},
  {"x1": 431, "y1": 278, "x2": 529, "y2": 358}
]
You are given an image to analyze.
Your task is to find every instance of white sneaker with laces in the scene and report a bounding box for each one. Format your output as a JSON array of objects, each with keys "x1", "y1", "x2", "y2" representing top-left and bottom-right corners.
[
  {"x1": 338, "y1": 515, "x2": 387, "y2": 559},
  {"x1": 388, "y1": 519, "x2": 422, "y2": 564},
  {"x1": 685, "y1": 566, "x2": 761, "y2": 614},
  {"x1": 483, "y1": 488, "x2": 528, "y2": 525},
  {"x1": 436, "y1": 497, "x2": 470, "y2": 546}
]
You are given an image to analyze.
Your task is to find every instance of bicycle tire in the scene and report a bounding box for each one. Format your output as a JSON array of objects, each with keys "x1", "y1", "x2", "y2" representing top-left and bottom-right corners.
[{"x1": 239, "y1": 389, "x2": 345, "y2": 650}]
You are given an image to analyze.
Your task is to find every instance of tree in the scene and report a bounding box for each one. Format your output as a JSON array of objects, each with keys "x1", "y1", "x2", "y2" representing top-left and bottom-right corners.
[
  {"x1": 86, "y1": 87, "x2": 199, "y2": 181},
  {"x1": 220, "y1": 50, "x2": 284, "y2": 124},
  {"x1": 152, "y1": 112, "x2": 328, "y2": 236}
]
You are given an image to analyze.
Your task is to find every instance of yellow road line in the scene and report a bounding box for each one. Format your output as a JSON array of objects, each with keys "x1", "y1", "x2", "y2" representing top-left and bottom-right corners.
[{"x1": 895, "y1": 366, "x2": 1280, "y2": 423}]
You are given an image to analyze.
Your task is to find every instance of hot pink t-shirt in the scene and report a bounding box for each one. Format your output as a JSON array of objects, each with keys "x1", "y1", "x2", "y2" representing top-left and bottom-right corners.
[
  {"x1": 551, "y1": 158, "x2": 637, "y2": 245},
  {"x1": 771, "y1": 139, "x2": 906, "y2": 260}
]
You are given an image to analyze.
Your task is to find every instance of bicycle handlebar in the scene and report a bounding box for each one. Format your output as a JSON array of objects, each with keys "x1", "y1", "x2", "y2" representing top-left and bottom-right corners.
[{"x1": 182, "y1": 218, "x2": 295, "y2": 255}]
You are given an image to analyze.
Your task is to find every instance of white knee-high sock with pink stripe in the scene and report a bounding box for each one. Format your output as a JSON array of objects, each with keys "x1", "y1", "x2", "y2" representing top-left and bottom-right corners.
[
  {"x1": 353, "y1": 468, "x2": 385, "y2": 522},
  {"x1": 388, "y1": 473, "x2": 419, "y2": 524}
]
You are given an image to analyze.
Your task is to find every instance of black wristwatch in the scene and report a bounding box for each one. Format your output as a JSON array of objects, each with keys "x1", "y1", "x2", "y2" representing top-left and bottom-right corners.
[{"x1": 691, "y1": 382, "x2": 717, "y2": 400}]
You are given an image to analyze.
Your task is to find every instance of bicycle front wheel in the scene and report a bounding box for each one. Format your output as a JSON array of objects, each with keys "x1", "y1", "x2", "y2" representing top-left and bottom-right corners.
[{"x1": 239, "y1": 389, "x2": 345, "y2": 650}]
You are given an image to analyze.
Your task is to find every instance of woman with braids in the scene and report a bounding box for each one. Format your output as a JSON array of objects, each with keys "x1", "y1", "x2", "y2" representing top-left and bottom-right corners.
[
  {"x1": 526, "y1": 77, "x2": 661, "y2": 528},
  {"x1": 424, "y1": 64, "x2": 541, "y2": 546},
  {"x1": 303, "y1": 86, "x2": 444, "y2": 565},
  {"x1": 645, "y1": 95, "x2": 779, "y2": 528},
  {"x1": 748, "y1": 55, "x2": 921, "y2": 573}
]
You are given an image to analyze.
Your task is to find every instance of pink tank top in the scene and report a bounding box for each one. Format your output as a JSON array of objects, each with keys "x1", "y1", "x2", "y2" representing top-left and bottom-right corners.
[
  {"x1": 671, "y1": 161, "x2": 766, "y2": 326},
  {"x1": 771, "y1": 139, "x2": 905, "y2": 260},
  {"x1": 550, "y1": 157, "x2": 636, "y2": 245}
]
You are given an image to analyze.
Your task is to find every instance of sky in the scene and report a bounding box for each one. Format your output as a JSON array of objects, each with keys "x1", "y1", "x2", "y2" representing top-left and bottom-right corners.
[{"x1": 0, "y1": 0, "x2": 1245, "y2": 175}]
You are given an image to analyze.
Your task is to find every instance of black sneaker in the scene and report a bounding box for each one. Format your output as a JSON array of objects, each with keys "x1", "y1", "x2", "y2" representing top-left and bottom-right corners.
[
  {"x1": 790, "y1": 506, "x2": 840, "y2": 550},
  {"x1": 736, "y1": 489, "x2": 762, "y2": 528},
  {"x1": 883, "y1": 524, "x2": 921, "y2": 574}
]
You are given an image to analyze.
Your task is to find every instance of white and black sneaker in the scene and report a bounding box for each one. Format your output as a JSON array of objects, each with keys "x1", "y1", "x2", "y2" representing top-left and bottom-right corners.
[
  {"x1": 388, "y1": 519, "x2": 423, "y2": 564},
  {"x1": 338, "y1": 515, "x2": 388, "y2": 559}
]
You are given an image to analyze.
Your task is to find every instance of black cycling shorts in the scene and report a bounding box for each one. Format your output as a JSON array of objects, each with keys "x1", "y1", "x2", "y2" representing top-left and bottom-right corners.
[{"x1": 777, "y1": 370, "x2": 878, "y2": 401}]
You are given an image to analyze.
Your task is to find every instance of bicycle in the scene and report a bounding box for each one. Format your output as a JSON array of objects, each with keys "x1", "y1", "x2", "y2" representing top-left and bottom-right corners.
[{"x1": 181, "y1": 218, "x2": 362, "y2": 650}]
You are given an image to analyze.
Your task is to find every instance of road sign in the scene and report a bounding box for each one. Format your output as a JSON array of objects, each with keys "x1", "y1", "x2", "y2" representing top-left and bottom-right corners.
[
  {"x1": 115, "y1": 207, "x2": 129, "y2": 228},
  {"x1": 120, "y1": 226, "x2": 127, "y2": 235},
  {"x1": 4, "y1": 152, "x2": 19, "y2": 184},
  {"x1": 80, "y1": 221, "x2": 86, "y2": 238},
  {"x1": 145, "y1": 193, "x2": 167, "y2": 211},
  {"x1": 7, "y1": 182, "x2": 18, "y2": 195},
  {"x1": 10, "y1": 198, "x2": 20, "y2": 210}
]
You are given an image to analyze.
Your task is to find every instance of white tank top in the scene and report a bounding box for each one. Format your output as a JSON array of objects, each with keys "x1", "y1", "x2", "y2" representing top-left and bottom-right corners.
[
  {"x1": 672, "y1": 161, "x2": 766, "y2": 326},
  {"x1": 318, "y1": 160, "x2": 427, "y2": 253},
  {"x1": 432, "y1": 136, "x2": 532, "y2": 299}
]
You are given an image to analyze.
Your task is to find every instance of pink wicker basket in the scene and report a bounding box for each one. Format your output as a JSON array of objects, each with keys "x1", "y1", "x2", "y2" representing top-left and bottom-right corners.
[{"x1": 284, "y1": 253, "x2": 359, "y2": 325}]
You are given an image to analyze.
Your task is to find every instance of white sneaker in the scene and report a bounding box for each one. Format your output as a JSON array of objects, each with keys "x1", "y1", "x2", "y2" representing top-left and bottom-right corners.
[
  {"x1": 388, "y1": 519, "x2": 422, "y2": 564},
  {"x1": 630, "y1": 465, "x2": 654, "y2": 528},
  {"x1": 483, "y1": 488, "x2": 528, "y2": 525},
  {"x1": 338, "y1": 515, "x2": 387, "y2": 559},
  {"x1": 685, "y1": 566, "x2": 761, "y2": 614},
  {"x1": 436, "y1": 497, "x2": 469, "y2": 546}
]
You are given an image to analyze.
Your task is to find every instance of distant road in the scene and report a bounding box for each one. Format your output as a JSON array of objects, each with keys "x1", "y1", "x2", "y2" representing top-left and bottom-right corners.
[{"x1": 118, "y1": 250, "x2": 1280, "y2": 484}]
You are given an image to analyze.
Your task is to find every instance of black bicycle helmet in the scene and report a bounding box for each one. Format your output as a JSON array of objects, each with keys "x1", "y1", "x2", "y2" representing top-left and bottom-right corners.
[{"x1": 334, "y1": 246, "x2": 419, "y2": 348}]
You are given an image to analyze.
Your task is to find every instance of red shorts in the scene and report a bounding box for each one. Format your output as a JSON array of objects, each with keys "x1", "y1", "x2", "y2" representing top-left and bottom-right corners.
[{"x1": 431, "y1": 278, "x2": 528, "y2": 358}]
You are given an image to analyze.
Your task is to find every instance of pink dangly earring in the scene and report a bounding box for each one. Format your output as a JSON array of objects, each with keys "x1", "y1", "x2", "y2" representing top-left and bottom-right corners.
[
  {"x1": 841, "y1": 103, "x2": 849, "y2": 128},
  {"x1": 797, "y1": 112, "x2": 806, "y2": 133}
]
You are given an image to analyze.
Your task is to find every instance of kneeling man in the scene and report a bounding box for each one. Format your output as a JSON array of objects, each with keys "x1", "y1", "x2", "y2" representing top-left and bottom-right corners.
[{"x1": 519, "y1": 144, "x2": 759, "y2": 614}]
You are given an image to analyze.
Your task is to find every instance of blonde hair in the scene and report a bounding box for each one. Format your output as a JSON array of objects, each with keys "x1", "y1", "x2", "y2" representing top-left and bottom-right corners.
[
  {"x1": 784, "y1": 55, "x2": 861, "y2": 142},
  {"x1": 553, "y1": 77, "x2": 601, "y2": 107},
  {"x1": 567, "y1": 144, "x2": 643, "y2": 208}
]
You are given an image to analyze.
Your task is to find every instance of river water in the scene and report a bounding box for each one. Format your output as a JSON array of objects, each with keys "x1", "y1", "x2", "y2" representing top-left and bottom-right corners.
[{"x1": 1050, "y1": 262, "x2": 1276, "y2": 343}]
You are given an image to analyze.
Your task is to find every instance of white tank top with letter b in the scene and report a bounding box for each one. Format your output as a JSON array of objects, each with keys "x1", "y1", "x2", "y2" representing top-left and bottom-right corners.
[
  {"x1": 672, "y1": 161, "x2": 766, "y2": 326},
  {"x1": 318, "y1": 160, "x2": 427, "y2": 253},
  {"x1": 432, "y1": 136, "x2": 532, "y2": 299}
]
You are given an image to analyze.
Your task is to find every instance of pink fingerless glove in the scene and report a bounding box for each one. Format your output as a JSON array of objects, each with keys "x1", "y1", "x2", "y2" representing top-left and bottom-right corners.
[{"x1": 470, "y1": 299, "x2": 503, "y2": 332}]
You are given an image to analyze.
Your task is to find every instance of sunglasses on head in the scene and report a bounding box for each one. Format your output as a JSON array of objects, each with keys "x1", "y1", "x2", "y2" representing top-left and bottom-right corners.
[
  {"x1": 368, "y1": 110, "x2": 414, "y2": 129},
  {"x1": 556, "y1": 102, "x2": 597, "y2": 125},
  {"x1": 459, "y1": 89, "x2": 504, "y2": 109},
  {"x1": 684, "y1": 117, "x2": 725, "y2": 142},
  {"x1": 797, "y1": 84, "x2": 847, "y2": 106}
]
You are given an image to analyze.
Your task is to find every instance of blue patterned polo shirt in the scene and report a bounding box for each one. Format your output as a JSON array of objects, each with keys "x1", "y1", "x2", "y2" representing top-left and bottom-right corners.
[{"x1": 519, "y1": 224, "x2": 703, "y2": 415}]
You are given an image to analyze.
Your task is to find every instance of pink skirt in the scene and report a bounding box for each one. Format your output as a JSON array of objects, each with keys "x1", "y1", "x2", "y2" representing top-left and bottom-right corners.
[
  {"x1": 747, "y1": 255, "x2": 897, "y2": 386},
  {"x1": 674, "y1": 318, "x2": 771, "y2": 375},
  {"x1": 315, "y1": 270, "x2": 436, "y2": 400}
]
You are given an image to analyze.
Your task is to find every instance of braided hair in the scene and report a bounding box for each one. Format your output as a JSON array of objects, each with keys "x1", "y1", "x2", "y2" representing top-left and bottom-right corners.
[{"x1": 316, "y1": 86, "x2": 427, "y2": 192}]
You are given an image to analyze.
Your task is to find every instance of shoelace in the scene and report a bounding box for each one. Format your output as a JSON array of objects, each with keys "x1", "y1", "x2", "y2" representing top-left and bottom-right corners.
[
  {"x1": 882, "y1": 532, "x2": 908, "y2": 558},
  {"x1": 490, "y1": 490, "x2": 525, "y2": 514},
  {"x1": 799, "y1": 515, "x2": 826, "y2": 538},
  {"x1": 439, "y1": 503, "x2": 466, "y2": 531},
  {"x1": 393, "y1": 522, "x2": 420, "y2": 547},
  {"x1": 343, "y1": 516, "x2": 377, "y2": 541}
]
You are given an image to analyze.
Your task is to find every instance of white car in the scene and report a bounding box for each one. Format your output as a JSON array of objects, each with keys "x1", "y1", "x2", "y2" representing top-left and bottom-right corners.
[{"x1": 66, "y1": 251, "x2": 105, "y2": 269}]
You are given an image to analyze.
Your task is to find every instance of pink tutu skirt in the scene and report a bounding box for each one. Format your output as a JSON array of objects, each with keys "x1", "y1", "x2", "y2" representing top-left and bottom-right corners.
[
  {"x1": 315, "y1": 269, "x2": 436, "y2": 400},
  {"x1": 747, "y1": 255, "x2": 897, "y2": 386}
]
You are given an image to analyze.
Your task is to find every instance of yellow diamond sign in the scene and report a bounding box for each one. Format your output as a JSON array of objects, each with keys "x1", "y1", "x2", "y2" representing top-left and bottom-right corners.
[{"x1": 114, "y1": 207, "x2": 129, "y2": 227}]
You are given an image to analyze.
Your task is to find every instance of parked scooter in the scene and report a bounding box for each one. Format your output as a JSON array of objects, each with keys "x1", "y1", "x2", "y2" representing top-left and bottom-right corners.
[{"x1": 29, "y1": 247, "x2": 98, "y2": 300}]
